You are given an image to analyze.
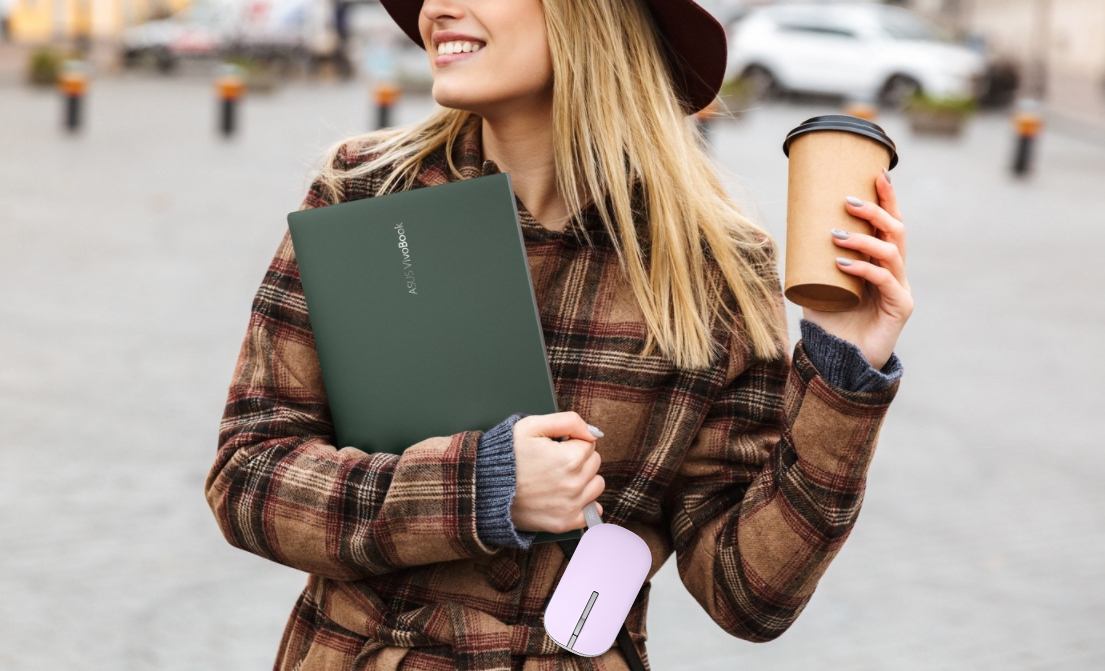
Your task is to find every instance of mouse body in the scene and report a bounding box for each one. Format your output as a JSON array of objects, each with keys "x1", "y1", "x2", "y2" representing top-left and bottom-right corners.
[{"x1": 543, "y1": 523, "x2": 651, "y2": 656}]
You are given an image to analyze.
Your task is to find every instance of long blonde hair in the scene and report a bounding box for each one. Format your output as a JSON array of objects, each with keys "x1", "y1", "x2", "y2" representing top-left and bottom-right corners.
[{"x1": 308, "y1": 0, "x2": 788, "y2": 371}]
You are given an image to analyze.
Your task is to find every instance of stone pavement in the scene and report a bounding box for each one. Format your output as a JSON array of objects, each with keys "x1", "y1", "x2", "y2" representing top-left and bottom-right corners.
[{"x1": 1, "y1": 73, "x2": 1103, "y2": 670}]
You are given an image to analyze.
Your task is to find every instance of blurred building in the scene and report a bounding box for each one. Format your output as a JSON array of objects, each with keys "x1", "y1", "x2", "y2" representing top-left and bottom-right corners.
[
  {"x1": 6, "y1": 0, "x2": 190, "y2": 43},
  {"x1": 911, "y1": 0, "x2": 1105, "y2": 125}
]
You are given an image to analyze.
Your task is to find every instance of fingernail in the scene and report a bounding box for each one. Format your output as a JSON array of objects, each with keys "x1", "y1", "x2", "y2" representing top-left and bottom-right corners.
[
  {"x1": 846, "y1": 196, "x2": 864, "y2": 207},
  {"x1": 831, "y1": 228, "x2": 850, "y2": 239},
  {"x1": 588, "y1": 424, "x2": 604, "y2": 438},
  {"x1": 882, "y1": 167, "x2": 892, "y2": 184},
  {"x1": 836, "y1": 257, "x2": 853, "y2": 266}
]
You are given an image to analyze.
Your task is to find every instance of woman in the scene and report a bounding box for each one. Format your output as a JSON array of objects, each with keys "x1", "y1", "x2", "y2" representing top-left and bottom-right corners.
[{"x1": 205, "y1": 0, "x2": 913, "y2": 669}]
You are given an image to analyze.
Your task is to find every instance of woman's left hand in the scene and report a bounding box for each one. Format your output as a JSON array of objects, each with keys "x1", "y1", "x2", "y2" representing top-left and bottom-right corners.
[{"x1": 802, "y1": 169, "x2": 914, "y2": 371}]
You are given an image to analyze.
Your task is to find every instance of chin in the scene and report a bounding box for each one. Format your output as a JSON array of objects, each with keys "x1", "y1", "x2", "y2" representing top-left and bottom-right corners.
[
  {"x1": 430, "y1": 77, "x2": 506, "y2": 116},
  {"x1": 431, "y1": 83, "x2": 469, "y2": 110},
  {"x1": 431, "y1": 86, "x2": 487, "y2": 116}
]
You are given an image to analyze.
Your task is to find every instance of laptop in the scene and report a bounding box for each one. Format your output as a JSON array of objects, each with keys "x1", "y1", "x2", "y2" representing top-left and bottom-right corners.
[{"x1": 287, "y1": 172, "x2": 582, "y2": 544}]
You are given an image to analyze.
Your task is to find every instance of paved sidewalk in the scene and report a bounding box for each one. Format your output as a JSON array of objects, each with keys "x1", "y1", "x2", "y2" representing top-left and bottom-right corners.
[{"x1": 1, "y1": 77, "x2": 1104, "y2": 670}]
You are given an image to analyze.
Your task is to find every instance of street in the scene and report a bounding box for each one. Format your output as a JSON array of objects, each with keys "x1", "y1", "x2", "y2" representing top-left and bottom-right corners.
[{"x1": 2, "y1": 72, "x2": 1104, "y2": 670}]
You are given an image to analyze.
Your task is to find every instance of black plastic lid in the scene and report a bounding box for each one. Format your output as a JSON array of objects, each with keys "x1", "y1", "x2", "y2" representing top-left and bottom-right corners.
[{"x1": 782, "y1": 114, "x2": 899, "y2": 170}]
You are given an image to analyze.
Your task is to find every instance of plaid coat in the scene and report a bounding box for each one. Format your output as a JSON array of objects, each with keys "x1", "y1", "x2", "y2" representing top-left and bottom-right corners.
[{"x1": 206, "y1": 117, "x2": 903, "y2": 670}]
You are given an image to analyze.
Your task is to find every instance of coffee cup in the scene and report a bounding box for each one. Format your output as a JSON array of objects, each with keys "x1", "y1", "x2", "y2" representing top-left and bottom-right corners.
[{"x1": 781, "y1": 115, "x2": 899, "y2": 311}]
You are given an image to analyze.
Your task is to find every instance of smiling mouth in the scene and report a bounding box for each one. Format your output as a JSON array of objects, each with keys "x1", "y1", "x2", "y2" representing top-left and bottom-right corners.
[{"x1": 435, "y1": 40, "x2": 485, "y2": 57}]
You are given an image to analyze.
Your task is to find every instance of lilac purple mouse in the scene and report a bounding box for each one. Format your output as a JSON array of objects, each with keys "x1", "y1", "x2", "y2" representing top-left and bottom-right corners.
[{"x1": 543, "y1": 502, "x2": 652, "y2": 657}]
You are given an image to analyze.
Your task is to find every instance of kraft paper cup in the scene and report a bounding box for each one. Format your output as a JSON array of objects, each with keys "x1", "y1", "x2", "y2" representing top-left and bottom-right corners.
[{"x1": 782, "y1": 115, "x2": 899, "y2": 312}]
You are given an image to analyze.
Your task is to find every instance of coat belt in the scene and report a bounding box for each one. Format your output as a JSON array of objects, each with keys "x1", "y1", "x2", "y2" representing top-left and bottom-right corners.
[{"x1": 304, "y1": 575, "x2": 570, "y2": 664}]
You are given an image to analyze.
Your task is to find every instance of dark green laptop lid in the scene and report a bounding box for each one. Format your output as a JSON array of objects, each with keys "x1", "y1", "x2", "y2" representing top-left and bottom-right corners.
[{"x1": 287, "y1": 172, "x2": 581, "y2": 544}]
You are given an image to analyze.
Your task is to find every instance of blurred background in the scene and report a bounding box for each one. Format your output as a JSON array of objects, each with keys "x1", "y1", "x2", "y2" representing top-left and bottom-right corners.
[{"x1": 2, "y1": 0, "x2": 1103, "y2": 669}]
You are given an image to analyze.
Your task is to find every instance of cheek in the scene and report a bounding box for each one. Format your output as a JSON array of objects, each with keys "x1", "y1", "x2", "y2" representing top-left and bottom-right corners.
[
  {"x1": 499, "y1": 38, "x2": 553, "y2": 89},
  {"x1": 431, "y1": 37, "x2": 552, "y2": 105},
  {"x1": 417, "y1": 15, "x2": 434, "y2": 51}
]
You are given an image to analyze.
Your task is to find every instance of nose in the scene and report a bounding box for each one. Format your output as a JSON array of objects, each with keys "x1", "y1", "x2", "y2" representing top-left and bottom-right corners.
[{"x1": 421, "y1": 0, "x2": 466, "y2": 25}]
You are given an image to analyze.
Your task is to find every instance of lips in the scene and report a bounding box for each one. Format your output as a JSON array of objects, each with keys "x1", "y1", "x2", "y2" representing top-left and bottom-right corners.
[
  {"x1": 434, "y1": 48, "x2": 482, "y2": 67},
  {"x1": 435, "y1": 40, "x2": 484, "y2": 56},
  {"x1": 431, "y1": 31, "x2": 487, "y2": 49},
  {"x1": 428, "y1": 33, "x2": 486, "y2": 66}
]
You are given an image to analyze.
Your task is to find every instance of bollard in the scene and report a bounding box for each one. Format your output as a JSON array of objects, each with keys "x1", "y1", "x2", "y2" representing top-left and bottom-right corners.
[
  {"x1": 1011, "y1": 99, "x2": 1044, "y2": 177},
  {"x1": 215, "y1": 63, "x2": 247, "y2": 138},
  {"x1": 57, "y1": 60, "x2": 90, "y2": 133},
  {"x1": 374, "y1": 82, "x2": 401, "y2": 130},
  {"x1": 843, "y1": 97, "x2": 878, "y2": 122},
  {"x1": 693, "y1": 99, "x2": 720, "y2": 148}
]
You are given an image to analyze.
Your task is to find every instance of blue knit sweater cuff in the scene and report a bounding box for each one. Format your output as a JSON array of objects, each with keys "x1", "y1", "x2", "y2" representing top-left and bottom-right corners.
[
  {"x1": 799, "y1": 319, "x2": 904, "y2": 393},
  {"x1": 475, "y1": 412, "x2": 538, "y2": 550}
]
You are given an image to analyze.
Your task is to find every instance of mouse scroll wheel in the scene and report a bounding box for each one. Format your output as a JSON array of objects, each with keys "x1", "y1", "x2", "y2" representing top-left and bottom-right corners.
[{"x1": 566, "y1": 590, "x2": 599, "y2": 651}]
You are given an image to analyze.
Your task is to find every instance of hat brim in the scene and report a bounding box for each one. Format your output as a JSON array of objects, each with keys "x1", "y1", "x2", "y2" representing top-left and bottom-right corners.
[{"x1": 379, "y1": 0, "x2": 727, "y2": 115}]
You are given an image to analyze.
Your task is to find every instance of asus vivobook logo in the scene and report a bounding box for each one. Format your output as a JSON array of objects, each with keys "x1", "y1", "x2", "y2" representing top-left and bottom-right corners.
[{"x1": 394, "y1": 222, "x2": 418, "y2": 295}]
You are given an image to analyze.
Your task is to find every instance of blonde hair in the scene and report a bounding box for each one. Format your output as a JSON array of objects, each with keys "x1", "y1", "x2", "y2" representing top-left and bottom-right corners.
[{"x1": 308, "y1": 0, "x2": 788, "y2": 371}]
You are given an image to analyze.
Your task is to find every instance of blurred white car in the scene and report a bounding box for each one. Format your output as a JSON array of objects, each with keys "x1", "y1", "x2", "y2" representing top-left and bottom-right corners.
[
  {"x1": 121, "y1": 0, "x2": 316, "y2": 73},
  {"x1": 121, "y1": 0, "x2": 235, "y2": 71},
  {"x1": 725, "y1": 2, "x2": 988, "y2": 107}
]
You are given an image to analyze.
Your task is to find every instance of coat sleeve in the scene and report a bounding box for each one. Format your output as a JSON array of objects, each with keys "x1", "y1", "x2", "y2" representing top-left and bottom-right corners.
[
  {"x1": 204, "y1": 163, "x2": 501, "y2": 581},
  {"x1": 665, "y1": 246, "x2": 902, "y2": 642}
]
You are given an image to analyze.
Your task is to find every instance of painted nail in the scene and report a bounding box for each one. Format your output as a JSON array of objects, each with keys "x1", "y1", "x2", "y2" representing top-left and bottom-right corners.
[
  {"x1": 882, "y1": 167, "x2": 892, "y2": 184},
  {"x1": 588, "y1": 424, "x2": 604, "y2": 438},
  {"x1": 831, "y1": 228, "x2": 850, "y2": 239},
  {"x1": 846, "y1": 196, "x2": 864, "y2": 207},
  {"x1": 836, "y1": 257, "x2": 853, "y2": 266}
]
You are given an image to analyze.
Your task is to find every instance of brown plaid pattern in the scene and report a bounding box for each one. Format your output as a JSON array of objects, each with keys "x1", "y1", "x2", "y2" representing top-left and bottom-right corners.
[{"x1": 206, "y1": 116, "x2": 902, "y2": 670}]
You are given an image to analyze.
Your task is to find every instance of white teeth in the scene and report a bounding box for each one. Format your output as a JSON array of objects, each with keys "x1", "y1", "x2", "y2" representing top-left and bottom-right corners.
[{"x1": 436, "y1": 40, "x2": 484, "y2": 56}]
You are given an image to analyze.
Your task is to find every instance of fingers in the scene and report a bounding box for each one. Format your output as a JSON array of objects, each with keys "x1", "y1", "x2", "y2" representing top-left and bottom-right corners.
[
  {"x1": 834, "y1": 258, "x2": 914, "y2": 315},
  {"x1": 557, "y1": 430, "x2": 604, "y2": 531},
  {"x1": 845, "y1": 192, "x2": 906, "y2": 265},
  {"x1": 570, "y1": 479, "x2": 605, "y2": 529},
  {"x1": 845, "y1": 194, "x2": 904, "y2": 240},
  {"x1": 515, "y1": 410, "x2": 607, "y2": 532},
  {"x1": 581, "y1": 449, "x2": 601, "y2": 478},
  {"x1": 517, "y1": 410, "x2": 602, "y2": 474},
  {"x1": 522, "y1": 411, "x2": 599, "y2": 443},
  {"x1": 876, "y1": 168, "x2": 903, "y2": 222},
  {"x1": 580, "y1": 474, "x2": 605, "y2": 508},
  {"x1": 831, "y1": 227, "x2": 906, "y2": 286},
  {"x1": 548, "y1": 471, "x2": 605, "y2": 533},
  {"x1": 561, "y1": 440, "x2": 601, "y2": 474}
]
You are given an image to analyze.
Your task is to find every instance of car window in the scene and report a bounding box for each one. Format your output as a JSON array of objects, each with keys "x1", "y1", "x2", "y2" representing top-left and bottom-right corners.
[
  {"x1": 878, "y1": 8, "x2": 954, "y2": 42},
  {"x1": 171, "y1": 0, "x2": 220, "y2": 25},
  {"x1": 776, "y1": 21, "x2": 859, "y2": 39}
]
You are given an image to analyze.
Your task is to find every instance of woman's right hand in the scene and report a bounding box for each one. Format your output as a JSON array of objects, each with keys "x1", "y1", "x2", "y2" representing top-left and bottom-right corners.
[{"x1": 510, "y1": 412, "x2": 605, "y2": 534}]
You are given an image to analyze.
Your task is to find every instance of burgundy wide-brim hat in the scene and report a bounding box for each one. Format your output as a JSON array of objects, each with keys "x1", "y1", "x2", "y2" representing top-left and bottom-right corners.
[{"x1": 379, "y1": 0, "x2": 728, "y2": 115}]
